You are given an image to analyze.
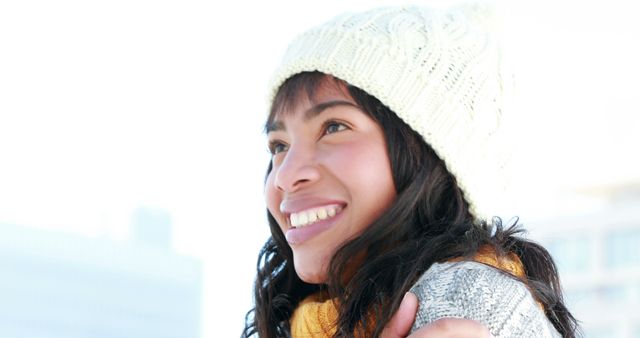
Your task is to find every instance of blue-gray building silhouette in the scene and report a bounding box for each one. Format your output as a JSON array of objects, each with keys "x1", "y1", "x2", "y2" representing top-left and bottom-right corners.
[{"x1": 0, "y1": 207, "x2": 202, "y2": 338}]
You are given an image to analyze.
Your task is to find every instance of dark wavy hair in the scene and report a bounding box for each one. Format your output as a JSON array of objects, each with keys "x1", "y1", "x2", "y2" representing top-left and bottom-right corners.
[{"x1": 242, "y1": 71, "x2": 579, "y2": 338}]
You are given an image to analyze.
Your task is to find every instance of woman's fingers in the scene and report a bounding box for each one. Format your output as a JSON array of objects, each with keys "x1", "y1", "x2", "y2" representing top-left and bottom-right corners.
[
  {"x1": 410, "y1": 317, "x2": 494, "y2": 338},
  {"x1": 381, "y1": 292, "x2": 419, "y2": 338}
]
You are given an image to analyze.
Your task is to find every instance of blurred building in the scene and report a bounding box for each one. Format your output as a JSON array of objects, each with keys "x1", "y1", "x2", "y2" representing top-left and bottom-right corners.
[
  {"x1": 0, "y1": 207, "x2": 202, "y2": 338},
  {"x1": 533, "y1": 183, "x2": 640, "y2": 338}
]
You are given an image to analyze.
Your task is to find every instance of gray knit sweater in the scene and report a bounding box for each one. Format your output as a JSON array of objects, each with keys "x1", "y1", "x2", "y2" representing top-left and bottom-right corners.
[{"x1": 409, "y1": 261, "x2": 561, "y2": 338}]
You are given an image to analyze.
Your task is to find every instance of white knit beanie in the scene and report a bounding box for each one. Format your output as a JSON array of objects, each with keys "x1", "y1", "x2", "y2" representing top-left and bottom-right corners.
[{"x1": 267, "y1": 4, "x2": 511, "y2": 220}]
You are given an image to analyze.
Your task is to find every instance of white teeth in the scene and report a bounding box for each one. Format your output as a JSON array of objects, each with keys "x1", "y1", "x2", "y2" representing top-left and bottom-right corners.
[
  {"x1": 289, "y1": 205, "x2": 342, "y2": 228},
  {"x1": 298, "y1": 212, "x2": 308, "y2": 225},
  {"x1": 328, "y1": 208, "x2": 336, "y2": 217},
  {"x1": 307, "y1": 211, "x2": 317, "y2": 223}
]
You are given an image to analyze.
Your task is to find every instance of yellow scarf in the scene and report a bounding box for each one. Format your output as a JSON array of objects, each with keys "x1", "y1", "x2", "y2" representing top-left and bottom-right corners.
[{"x1": 290, "y1": 247, "x2": 527, "y2": 338}]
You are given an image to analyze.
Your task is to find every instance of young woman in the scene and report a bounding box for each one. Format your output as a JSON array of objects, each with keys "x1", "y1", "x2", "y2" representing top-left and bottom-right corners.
[{"x1": 243, "y1": 4, "x2": 579, "y2": 338}]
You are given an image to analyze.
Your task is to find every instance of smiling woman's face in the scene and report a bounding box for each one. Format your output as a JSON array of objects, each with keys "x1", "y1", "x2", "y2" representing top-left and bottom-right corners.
[{"x1": 265, "y1": 77, "x2": 396, "y2": 284}]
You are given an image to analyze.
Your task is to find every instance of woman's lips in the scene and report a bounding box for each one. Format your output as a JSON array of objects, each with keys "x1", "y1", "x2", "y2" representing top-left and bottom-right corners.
[
  {"x1": 289, "y1": 204, "x2": 343, "y2": 227},
  {"x1": 284, "y1": 206, "x2": 345, "y2": 245}
]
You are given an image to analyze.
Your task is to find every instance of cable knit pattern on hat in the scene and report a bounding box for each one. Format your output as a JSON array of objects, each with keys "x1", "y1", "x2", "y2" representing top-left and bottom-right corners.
[
  {"x1": 268, "y1": 4, "x2": 511, "y2": 219},
  {"x1": 410, "y1": 261, "x2": 561, "y2": 338}
]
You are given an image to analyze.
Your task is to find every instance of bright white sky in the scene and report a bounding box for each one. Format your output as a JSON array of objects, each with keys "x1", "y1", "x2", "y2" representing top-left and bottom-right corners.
[{"x1": 0, "y1": 0, "x2": 638, "y2": 337}]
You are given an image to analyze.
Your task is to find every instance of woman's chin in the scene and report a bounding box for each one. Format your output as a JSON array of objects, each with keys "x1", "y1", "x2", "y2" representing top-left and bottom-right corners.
[
  {"x1": 295, "y1": 265, "x2": 328, "y2": 285},
  {"x1": 300, "y1": 276, "x2": 324, "y2": 285},
  {"x1": 293, "y1": 250, "x2": 332, "y2": 284}
]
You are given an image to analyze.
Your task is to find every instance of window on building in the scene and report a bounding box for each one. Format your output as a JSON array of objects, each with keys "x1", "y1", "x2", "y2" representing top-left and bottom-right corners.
[
  {"x1": 547, "y1": 236, "x2": 590, "y2": 274},
  {"x1": 605, "y1": 228, "x2": 640, "y2": 268},
  {"x1": 585, "y1": 325, "x2": 622, "y2": 338},
  {"x1": 599, "y1": 285, "x2": 630, "y2": 303}
]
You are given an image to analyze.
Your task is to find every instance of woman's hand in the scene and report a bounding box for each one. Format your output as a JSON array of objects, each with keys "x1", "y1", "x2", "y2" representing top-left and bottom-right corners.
[{"x1": 381, "y1": 292, "x2": 494, "y2": 338}]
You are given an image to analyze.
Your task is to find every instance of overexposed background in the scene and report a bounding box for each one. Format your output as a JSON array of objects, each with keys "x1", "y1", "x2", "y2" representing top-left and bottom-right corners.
[{"x1": 1, "y1": 0, "x2": 638, "y2": 337}]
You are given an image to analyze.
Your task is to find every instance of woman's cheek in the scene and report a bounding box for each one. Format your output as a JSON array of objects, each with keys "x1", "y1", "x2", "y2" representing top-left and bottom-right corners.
[
  {"x1": 264, "y1": 171, "x2": 283, "y2": 224},
  {"x1": 333, "y1": 141, "x2": 385, "y2": 179}
]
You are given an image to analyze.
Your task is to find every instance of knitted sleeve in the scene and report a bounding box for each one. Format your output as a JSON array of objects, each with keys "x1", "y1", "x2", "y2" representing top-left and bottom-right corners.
[{"x1": 409, "y1": 261, "x2": 561, "y2": 338}]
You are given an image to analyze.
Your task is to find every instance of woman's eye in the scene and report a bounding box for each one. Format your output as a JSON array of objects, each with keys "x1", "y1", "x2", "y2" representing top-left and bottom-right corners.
[
  {"x1": 324, "y1": 121, "x2": 348, "y2": 135},
  {"x1": 268, "y1": 141, "x2": 287, "y2": 155}
]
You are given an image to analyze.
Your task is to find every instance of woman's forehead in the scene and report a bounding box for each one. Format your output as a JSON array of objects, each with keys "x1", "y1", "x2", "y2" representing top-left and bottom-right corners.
[{"x1": 268, "y1": 75, "x2": 353, "y2": 122}]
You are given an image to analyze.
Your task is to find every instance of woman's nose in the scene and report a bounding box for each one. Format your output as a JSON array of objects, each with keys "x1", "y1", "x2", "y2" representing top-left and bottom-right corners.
[{"x1": 274, "y1": 144, "x2": 321, "y2": 193}]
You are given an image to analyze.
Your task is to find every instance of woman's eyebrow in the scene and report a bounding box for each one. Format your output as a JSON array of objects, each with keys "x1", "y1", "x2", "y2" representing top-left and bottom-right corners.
[
  {"x1": 265, "y1": 120, "x2": 284, "y2": 133},
  {"x1": 304, "y1": 100, "x2": 359, "y2": 121},
  {"x1": 266, "y1": 100, "x2": 359, "y2": 133}
]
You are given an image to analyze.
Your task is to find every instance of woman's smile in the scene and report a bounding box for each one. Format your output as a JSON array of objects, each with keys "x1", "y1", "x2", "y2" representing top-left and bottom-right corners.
[
  {"x1": 279, "y1": 197, "x2": 347, "y2": 244},
  {"x1": 287, "y1": 204, "x2": 343, "y2": 228},
  {"x1": 285, "y1": 205, "x2": 345, "y2": 245}
]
